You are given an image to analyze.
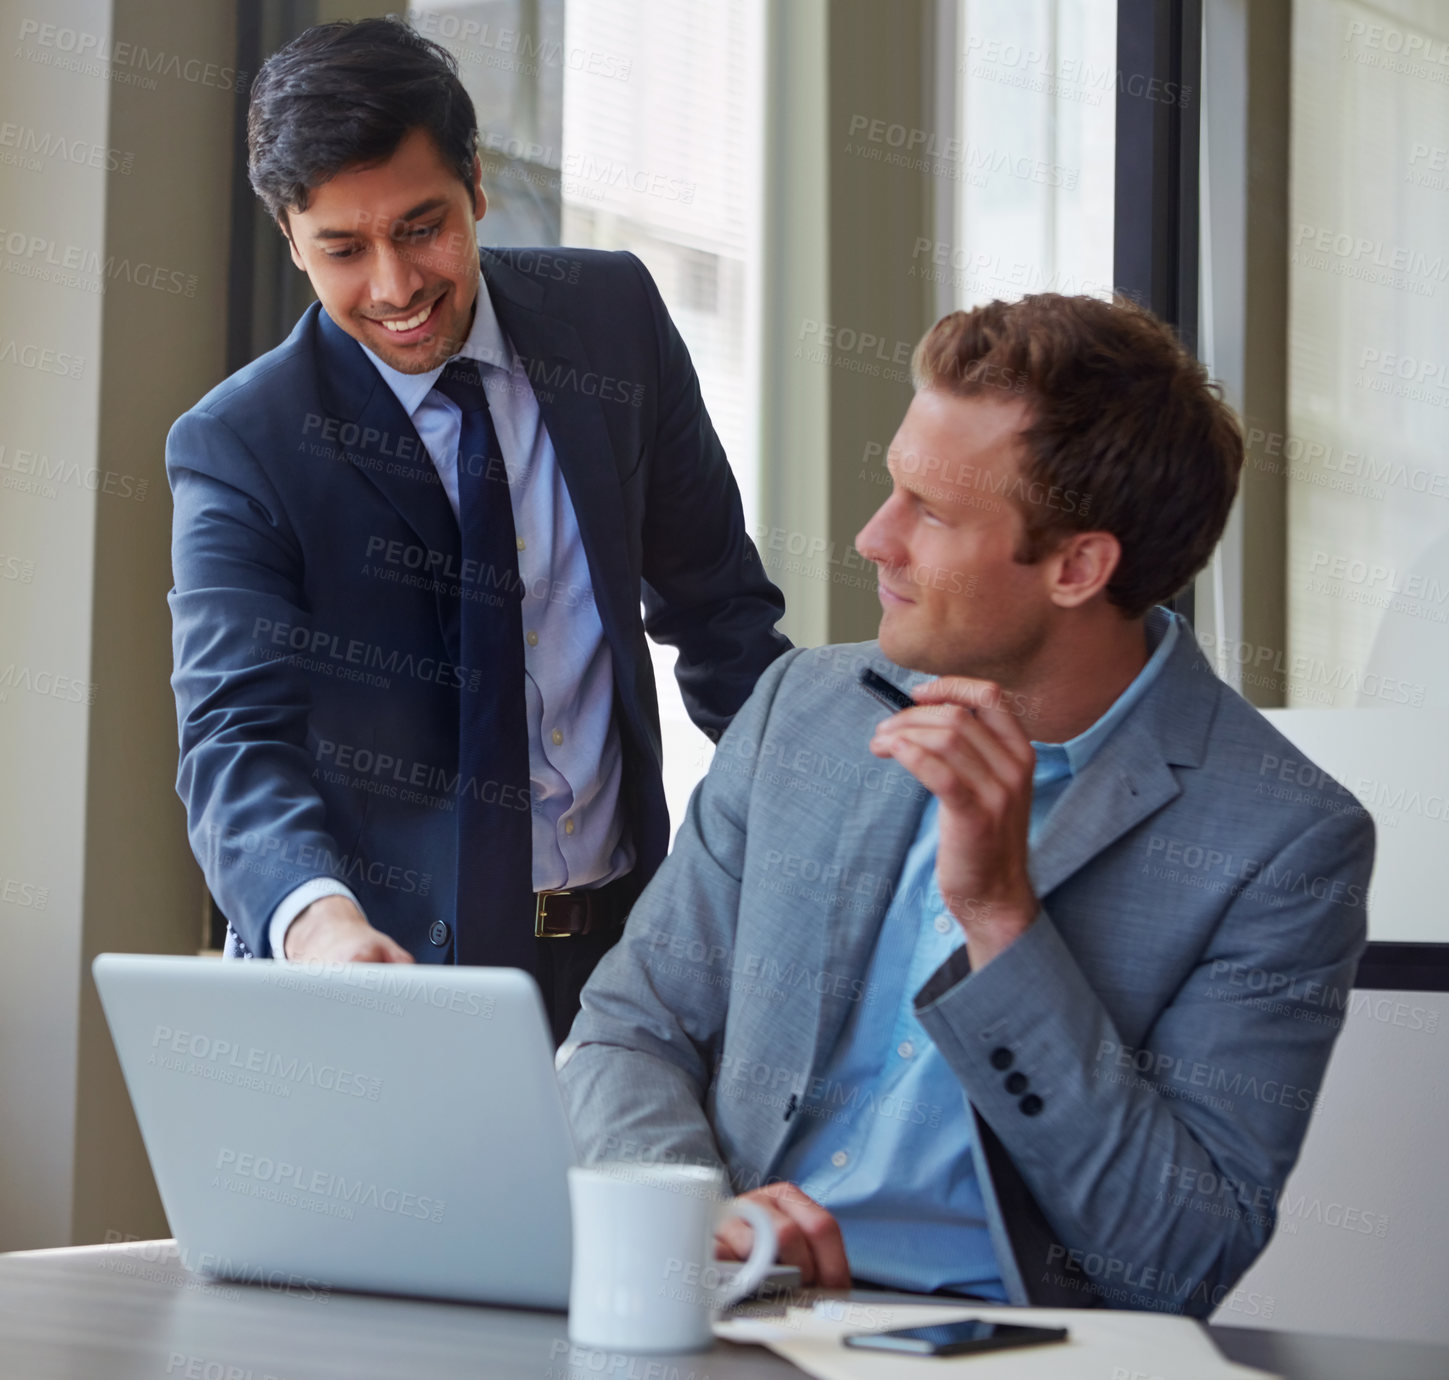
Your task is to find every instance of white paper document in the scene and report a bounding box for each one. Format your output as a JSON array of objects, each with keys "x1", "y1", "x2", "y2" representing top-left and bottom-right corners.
[{"x1": 715, "y1": 1299, "x2": 1281, "y2": 1380}]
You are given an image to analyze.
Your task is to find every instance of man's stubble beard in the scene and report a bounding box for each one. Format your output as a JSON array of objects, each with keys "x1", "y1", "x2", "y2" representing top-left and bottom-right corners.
[
  {"x1": 881, "y1": 611, "x2": 1047, "y2": 688},
  {"x1": 365, "y1": 270, "x2": 479, "y2": 375}
]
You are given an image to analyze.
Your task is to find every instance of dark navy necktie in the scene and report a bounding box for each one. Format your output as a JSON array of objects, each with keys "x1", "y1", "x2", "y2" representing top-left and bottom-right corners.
[{"x1": 432, "y1": 358, "x2": 536, "y2": 973}]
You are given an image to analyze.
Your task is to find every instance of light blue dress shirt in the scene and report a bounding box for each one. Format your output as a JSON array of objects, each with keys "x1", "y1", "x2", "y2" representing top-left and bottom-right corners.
[
  {"x1": 269, "y1": 280, "x2": 632, "y2": 956},
  {"x1": 775, "y1": 608, "x2": 1182, "y2": 1295}
]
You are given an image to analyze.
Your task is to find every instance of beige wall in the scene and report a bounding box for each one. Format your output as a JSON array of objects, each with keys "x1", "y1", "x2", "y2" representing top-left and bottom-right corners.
[
  {"x1": 825, "y1": 0, "x2": 938, "y2": 644},
  {"x1": 0, "y1": 0, "x2": 235, "y2": 1250},
  {"x1": 760, "y1": 0, "x2": 831, "y2": 648},
  {"x1": 69, "y1": 0, "x2": 240, "y2": 1248},
  {"x1": 0, "y1": 0, "x2": 111, "y2": 1253},
  {"x1": 759, "y1": 0, "x2": 942, "y2": 648}
]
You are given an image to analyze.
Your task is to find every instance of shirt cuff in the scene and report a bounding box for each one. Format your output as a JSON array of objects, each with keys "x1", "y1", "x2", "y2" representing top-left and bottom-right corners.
[{"x1": 268, "y1": 879, "x2": 364, "y2": 960}]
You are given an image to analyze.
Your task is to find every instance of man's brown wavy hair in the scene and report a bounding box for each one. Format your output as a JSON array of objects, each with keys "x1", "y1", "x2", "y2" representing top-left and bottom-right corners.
[{"x1": 911, "y1": 294, "x2": 1243, "y2": 620}]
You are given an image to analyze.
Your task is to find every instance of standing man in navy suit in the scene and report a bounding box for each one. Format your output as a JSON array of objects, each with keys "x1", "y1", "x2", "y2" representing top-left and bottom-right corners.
[{"x1": 167, "y1": 18, "x2": 789, "y2": 1039}]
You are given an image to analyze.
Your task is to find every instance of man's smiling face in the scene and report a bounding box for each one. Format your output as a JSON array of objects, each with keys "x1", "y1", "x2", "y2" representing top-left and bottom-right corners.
[{"x1": 282, "y1": 126, "x2": 486, "y2": 374}]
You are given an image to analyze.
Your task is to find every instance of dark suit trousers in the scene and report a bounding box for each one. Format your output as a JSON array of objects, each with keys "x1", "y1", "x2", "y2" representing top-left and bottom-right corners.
[
  {"x1": 536, "y1": 925, "x2": 626, "y2": 1046},
  {"x1": 534, "y1": 868, "x2": 643, "y2": 1045}
]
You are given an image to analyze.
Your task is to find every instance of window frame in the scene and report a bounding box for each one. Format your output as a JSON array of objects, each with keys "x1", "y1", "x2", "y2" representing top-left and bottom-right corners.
[{"x1": 1114, "y1": 0, "x2": 1446, "y2": 991}]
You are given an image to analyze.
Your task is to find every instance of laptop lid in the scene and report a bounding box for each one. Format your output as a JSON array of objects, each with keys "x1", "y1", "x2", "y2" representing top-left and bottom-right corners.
[{"x1": 92, "y1": 953, "x2": 574, "y2": 1308}]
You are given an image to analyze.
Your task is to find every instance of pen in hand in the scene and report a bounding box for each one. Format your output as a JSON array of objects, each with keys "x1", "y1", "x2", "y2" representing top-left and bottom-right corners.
[
  {"x1": 857, "y1": 665, "x2": 976, "y2": 718},
  {"x1": 857, "y1": 666, "x2": 916, "y2": 713}
]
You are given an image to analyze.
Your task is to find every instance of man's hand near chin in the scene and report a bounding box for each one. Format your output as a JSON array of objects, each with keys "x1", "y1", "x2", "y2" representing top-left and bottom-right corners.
[
  {"x1": 714, "y1": 1182, "x2": 851, "y2": 1289},
  {"x1": 282, "y1": 895, "x2": 415, "y2": 964},
  {"x1": 868, "y1": 676, "x2": 1039, "y2": 971}
]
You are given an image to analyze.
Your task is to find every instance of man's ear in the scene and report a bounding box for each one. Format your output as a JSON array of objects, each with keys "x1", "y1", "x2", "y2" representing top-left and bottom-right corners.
[
  {"x1": 279, "y1": 215, "x2": 305, "y2": 271},
  {"x1": 471, "y1": 153, "x2": 488, "y2": 223},
  {"x1": 1047, "y1": 529, "x2": 1122, "y2": 609}
]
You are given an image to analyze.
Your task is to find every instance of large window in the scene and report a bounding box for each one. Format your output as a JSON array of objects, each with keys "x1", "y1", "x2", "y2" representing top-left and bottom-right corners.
[
  {"x1": 562, "y1": 0, "x2": 766, "y2": 822},
  {"x1": 1278, "y1": 2, "x2": 1449, "y2": 951},
  {"x1": 1286, "y1": 2, "x2": 1449, "y2": 710},
  {"x1": 1193, "y1": 0, "x2": 1448, "y2": 957},
  {"x1": 953, "y1": 0, "x2": 1117, "y2": 311},
  {"x1": 408, "y1": 0, "x2": 566, "y2": 244},
  {"x1": 411, "y1": 0, "x2": 766, "y2": 833}
]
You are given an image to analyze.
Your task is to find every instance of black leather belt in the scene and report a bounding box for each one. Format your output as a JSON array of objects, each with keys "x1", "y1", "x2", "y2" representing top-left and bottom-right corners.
[{"x1": 534, "y1": 873, "x2": 636, "y2": 939}]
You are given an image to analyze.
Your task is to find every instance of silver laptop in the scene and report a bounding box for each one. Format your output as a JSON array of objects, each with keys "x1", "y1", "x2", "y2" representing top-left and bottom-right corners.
[{"x1": 93, "y1": 953, "x2": 574, "y2": 1308}]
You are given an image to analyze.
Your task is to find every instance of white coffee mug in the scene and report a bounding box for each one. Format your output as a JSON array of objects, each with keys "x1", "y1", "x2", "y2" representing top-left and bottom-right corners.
[{"x1": 567, "y1": 1162, "x2": 778, "y2": 1353}]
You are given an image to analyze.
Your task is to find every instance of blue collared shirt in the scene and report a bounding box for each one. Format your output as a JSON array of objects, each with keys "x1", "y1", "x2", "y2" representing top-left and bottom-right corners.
[
  {"x1": 774, "y1": 608, "x2": 1181, "y2": 1295},
  {"x1": 268, "y1": 279, "x2": 631, "y2": 955}
]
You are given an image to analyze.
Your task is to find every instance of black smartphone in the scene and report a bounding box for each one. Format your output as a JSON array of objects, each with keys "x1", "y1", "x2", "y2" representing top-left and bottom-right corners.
[{"x1": 843, "y1": 1319, "x2": 1068, "y2": 1357}]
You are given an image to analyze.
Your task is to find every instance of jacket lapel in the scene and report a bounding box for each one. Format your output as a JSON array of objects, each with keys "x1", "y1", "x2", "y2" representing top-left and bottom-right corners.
[
  {"x1": 314, "y1": 307, "x2": 464, "y2": 662},
  {"x1": 1028, "y1": 628, "x2": 1219, "y2": 898}
]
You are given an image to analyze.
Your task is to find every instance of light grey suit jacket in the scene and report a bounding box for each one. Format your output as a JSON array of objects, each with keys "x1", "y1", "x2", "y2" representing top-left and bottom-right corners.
[{"x1": 557, "y1": 633, "x2": 1374, "y2": 1316}]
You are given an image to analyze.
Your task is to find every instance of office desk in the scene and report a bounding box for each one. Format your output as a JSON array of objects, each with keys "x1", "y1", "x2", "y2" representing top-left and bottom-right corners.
[{"x1": 3, "y1": 1241, "x2": 1447, "y2": 1380}]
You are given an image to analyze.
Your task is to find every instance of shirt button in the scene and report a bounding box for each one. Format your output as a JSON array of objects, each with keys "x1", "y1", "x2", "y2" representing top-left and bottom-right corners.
[
  {"x1": 516, "y1": 536, "x2": 526, "y2": 551},
  {"x1": 830, "y1": 1150, "x2": 848, "y2": 1168},
  {"x1": 897, "y1": 1041, "x2": 915, "y2": 1059},
  {"x1": 551, "y1": 729, "x2": 563, "y2": 746},
  {"x1": 564, "y1": 819, "x2": 575, "y2": 835},
  {"x1": 526, "y1": 631, "x2": 539, "y2": 647},
  {"x1": 933, "y1": 915, "x2": 951, "y2": 934}
]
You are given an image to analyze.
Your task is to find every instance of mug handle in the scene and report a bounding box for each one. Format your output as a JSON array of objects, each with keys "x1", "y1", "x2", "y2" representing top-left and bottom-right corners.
[{"x1": 712, "y1": 1197, "x2": 778, "y2": 1310}]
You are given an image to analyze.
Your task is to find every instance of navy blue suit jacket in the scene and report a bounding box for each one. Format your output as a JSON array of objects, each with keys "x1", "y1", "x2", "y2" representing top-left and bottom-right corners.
[{"x1": 168, "y1": 247, "x2": 789, "y2": 960}]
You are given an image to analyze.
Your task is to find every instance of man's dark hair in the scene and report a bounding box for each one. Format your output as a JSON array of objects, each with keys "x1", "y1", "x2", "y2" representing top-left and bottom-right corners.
[
  {"x1": 912, "y1": 294, "x2": 1244, "y2": 620},
  {"x1": 247, "y1": 17, "x2": 478, "y2": 227}
]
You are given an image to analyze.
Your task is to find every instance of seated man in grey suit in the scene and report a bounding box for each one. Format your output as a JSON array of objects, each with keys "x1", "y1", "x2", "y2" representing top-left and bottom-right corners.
[{"x1": 557, "y1": 294, "x2": 1374, "y2": 1315}]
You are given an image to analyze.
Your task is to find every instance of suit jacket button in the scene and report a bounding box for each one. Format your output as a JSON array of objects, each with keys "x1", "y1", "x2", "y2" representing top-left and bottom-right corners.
[
  {"x1": 429, "y1": 920, "x2": 451, "y2": 947},
  {"x1": 989, "y1": 1046, "x2": 1013, "y2": 1071},
  {"x1": 1019, "y1": 1093, "x2": 1044, "y2": 1116},
  {"x1": 1004, "y1": 1071, "x2": 1028, "y2": 1095}
]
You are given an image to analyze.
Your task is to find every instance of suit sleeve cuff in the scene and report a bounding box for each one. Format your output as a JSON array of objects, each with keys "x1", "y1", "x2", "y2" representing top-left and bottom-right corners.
[
  {"x1": 268, "y1": 879, "x2": 364, "y2": 960},
  {"x1": 912, "y1": 910, "x2": 1105, "y2": 1126}
]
